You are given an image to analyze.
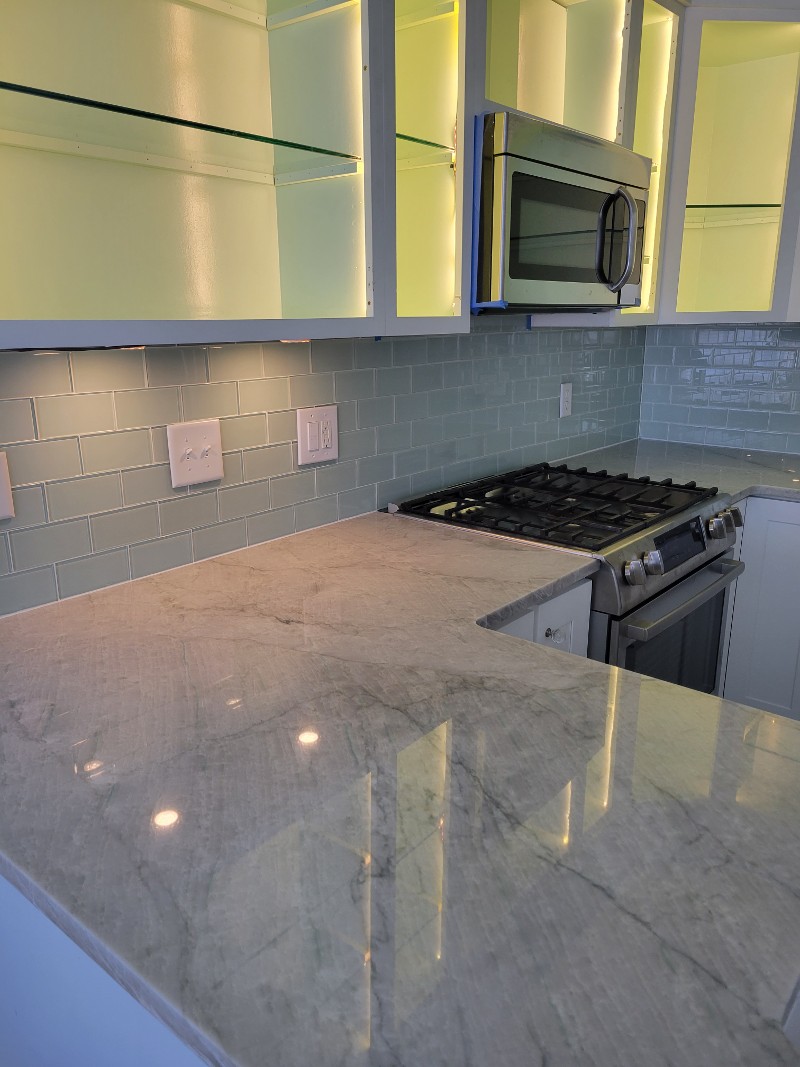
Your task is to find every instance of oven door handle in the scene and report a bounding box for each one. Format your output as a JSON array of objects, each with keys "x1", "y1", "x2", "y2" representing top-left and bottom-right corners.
[{"x1": 618, "y1": 558, "x2": 744, "y2": 643}]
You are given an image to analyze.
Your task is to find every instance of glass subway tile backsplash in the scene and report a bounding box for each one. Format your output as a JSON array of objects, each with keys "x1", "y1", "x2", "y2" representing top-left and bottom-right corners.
[
  {"x1": 0, "y1": 322, "x2": 644, "y2": 615},
  {"x1": 640, "y1": 325, "x2": 800, "y2": 453}
]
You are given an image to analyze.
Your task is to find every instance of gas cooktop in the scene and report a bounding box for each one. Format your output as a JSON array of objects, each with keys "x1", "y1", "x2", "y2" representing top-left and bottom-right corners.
[{"x1": 391, "y1": 462, "x2": 720, "y2": 552}]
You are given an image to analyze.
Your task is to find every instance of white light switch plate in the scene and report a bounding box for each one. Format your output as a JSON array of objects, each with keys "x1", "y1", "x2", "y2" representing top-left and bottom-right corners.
[
  {"x1": 167, "y1": 419, "x2": 224, "y2": 488},
  {"x1": 0, "y1": 452, "x2": 14, "y2": 519},
  {"x1": 297, "y1": 405, "x2": 338, "y2": 466}
]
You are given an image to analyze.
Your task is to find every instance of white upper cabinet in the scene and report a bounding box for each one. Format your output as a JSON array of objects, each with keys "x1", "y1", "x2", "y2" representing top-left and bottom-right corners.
[
  {"x1": 0, "y1": 0, "x2": 375, "y2": 346},
  {"x1": 656, "y1": 4, "x2": 800, "y2": 323},
  {"x1": 9, "y1": 0, "x2": 800, "y2": 348},
  {"x1": 479, "y1": 0, "x2": 681, "y2": 321}
]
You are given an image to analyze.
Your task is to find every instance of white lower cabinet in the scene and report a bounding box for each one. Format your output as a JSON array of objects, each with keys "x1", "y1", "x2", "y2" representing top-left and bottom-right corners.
[
  {"x1": 723, "y1": 496, "x2": 800, "y2": 719},
  {"x1": 496, "y1": 578, "x2": 592, "y2": 656}
]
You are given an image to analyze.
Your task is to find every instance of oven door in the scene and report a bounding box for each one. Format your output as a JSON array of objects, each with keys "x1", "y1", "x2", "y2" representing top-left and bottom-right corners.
[
  {"x1": 492, "y1": 157, "x2": 646, "y2": 309},
  {"x1": 606, "y1": 557, "x2": 744, "y2": 695}
]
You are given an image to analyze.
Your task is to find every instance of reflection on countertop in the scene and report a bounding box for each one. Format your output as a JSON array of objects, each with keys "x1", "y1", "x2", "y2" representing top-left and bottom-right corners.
[{"x1": 0, "y1": 512, "x2": 799, "y2": 1066}]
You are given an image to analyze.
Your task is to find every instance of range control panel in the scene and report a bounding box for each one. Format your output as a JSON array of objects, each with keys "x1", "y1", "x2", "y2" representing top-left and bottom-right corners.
[{"x1": 654, "y1": 516, "x2": 707, "y2": 573}]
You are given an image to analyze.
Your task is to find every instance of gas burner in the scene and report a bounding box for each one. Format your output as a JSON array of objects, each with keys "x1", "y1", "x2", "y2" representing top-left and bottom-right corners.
[{"x1": 394, "y1": 462, "x2": 719, "y2": 552}]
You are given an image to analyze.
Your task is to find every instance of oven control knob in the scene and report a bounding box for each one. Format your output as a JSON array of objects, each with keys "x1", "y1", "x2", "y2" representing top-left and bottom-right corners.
[
  {"x1": 707, "y1": 516, "x2": 727, "y2": 539},
  {"x1": 623, "y1": 559, "x2": 647, "y2": 586},
  {"x1": 642, "y1": 550, "x2": 665, "y2": 576},
  {"x1": 725, "y1": 506, "x2": 744, "y2": 528},
  {"x1": 720, "y1": 510, "x2": 737, "y2": 535}
]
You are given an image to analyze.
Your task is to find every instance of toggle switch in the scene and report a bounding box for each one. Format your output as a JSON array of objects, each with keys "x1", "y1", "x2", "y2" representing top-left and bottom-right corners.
[{"x1": 167, "y1": 419, "x2": 224, "y2": 487}]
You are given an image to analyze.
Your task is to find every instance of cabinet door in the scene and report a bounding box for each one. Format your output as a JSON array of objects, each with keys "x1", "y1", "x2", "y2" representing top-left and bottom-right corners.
[
  {"x1": 723, "y1": 497, "x2": 800, "y2": 718},
  {"x1": 496, "y1": 578, "x2": 592, "y2": 656},
  {"x1": 533, "y1": 579, "x2": 592, "y2": 656},
  {"x1": 655, "y1": 8, "x2": 800, "y2": 323}
]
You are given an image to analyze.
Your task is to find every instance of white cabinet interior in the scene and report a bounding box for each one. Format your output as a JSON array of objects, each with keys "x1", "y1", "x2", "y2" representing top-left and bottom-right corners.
[
  {"x1": 395, "y1": 0, "x2": 462, "y2": 320},
  {"x1": 675, "y1": 18, "x2": 800, "y2": 315},
  {"x1": 0, "y1": 0, "x2": 368, "y2": 326},
  {"x1": 485, "y1": 0, "x2": 629, "y2": 143},
  {"x1": 622, "y1": 0, "x2": 678, "y2": 317},
  {"x1": 723, "y1": 496, "x2": 800, "y2": 720},
  {"x1": 495, "y1": 579, "x2": 592, "y2": 657}
]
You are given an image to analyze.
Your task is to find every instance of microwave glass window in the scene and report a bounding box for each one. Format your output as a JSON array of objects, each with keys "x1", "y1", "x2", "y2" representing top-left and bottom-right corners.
[{"x1": 509, "y1": 173, "x2": 644, "y2": 287}]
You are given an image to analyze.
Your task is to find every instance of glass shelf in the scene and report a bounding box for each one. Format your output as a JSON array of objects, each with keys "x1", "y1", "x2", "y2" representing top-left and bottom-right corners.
[
  {"x1": 683, "y1": 206, "x2": 782, "y2": 231},
  {"x1": 0, "y1": 80, "x2": 360, "y2": 182},
  {"x1": 396, "y1": 0, "x2": 456, "y2": 32},
  {"x1": 677, "y1": 20, "x2": 800, "y2": 315},
  {"x1": 396, "y1": 133, "x2": 454, "y2": 171},
  {"x1": 266, "y1": 0, "x2": 357, "y2": 31},
  {"x1": 184, "y1": 0, "x2": 266, "y2": 27},
  {"x1": 686, "y1": 203, "x2": 782, "y2": 211},
  {"x1": 0, "y1": 81, "x2": 365, "y2": 320}
]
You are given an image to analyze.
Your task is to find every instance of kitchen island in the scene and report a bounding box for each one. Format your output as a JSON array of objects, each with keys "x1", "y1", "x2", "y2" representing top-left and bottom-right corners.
[{"x1": 1, "y1": 508, "x2": 799, "y2": 1066}]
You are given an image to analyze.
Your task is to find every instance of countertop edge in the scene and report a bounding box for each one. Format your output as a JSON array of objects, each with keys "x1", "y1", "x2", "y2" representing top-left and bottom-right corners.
[
  {"x1": 0, "y1": 853, "x2": 231, "y2": 1067},
  {"x1": 477, "y1": 556, "x2": 600, "y2": 629}
]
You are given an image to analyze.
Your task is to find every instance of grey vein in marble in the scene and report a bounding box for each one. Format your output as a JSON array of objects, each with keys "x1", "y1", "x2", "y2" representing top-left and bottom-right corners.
[{"x1": 0, "y1": 513, "x2": 799, "y2": 1065}]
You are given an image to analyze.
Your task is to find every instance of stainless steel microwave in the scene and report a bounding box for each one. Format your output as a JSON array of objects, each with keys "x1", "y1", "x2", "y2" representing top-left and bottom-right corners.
[{"x1": 472, "y1": 110, "x2": 651, "y2": 312}]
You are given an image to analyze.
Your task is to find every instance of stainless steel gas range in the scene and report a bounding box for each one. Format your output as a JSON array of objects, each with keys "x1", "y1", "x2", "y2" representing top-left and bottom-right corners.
[{"x1": 390, "y1": 462, "x2": 744, "y2": 696}]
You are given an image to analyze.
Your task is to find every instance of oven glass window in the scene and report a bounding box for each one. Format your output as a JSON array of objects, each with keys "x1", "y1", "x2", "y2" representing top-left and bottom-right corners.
[
  {"x1": 509, "y1": 173, "x2": 644, "y2": 286},
  {"x1": 624, "y1": 590, "x2": 725, "y2": 694}
]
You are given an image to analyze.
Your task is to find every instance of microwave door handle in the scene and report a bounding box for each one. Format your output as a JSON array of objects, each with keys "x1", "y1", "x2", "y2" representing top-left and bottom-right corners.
[
  {"x1": 609, "y1": 187, "x2": 638, "y2": 293},
  {"x1": 618, "y1": 558, "x2": 744, "y2": 643},
  {"x1": 595, "y1": 191, "x2": 616, "y2": 286}
]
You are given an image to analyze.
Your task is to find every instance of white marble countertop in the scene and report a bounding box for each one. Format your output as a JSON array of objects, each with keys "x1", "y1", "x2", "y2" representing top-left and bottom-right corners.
[{"x1": 1, "y1": 509, "x2": 800, "y2": 1065}]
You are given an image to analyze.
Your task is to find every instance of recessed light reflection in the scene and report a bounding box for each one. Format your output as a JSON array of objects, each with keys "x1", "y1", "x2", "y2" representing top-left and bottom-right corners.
[
  {"x1": 226, "y1": 698, "x2": 242, "y2": 710},
  {"x1": 297, "y1": 730, "x2": 319, "y2": 746},
  {"x1": 152, "y1": 808, "x2": 181, "y2": 830},
  {"x1": 83, "y1": 759, "x2": 103, "y2": 773}
]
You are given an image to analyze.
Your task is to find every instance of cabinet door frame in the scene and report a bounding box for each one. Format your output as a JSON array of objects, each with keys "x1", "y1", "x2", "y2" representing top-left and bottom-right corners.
[
  {"x1": 654, "y1": 3, "x2": 800, "y2": 325},
  {"x1": 379, "y1": 0, "x2": 472, "y2": 336}
]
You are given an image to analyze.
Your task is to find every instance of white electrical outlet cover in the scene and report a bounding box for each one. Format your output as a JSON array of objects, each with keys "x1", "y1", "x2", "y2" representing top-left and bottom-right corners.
[
  {"x1": 0, "y1": 452, "x2": 14, "y2": 519},
  {"x1": 167, "y1": 419, "x2": 224, "y2": 488},
  {"x1": 297, "y1": 405, "x2": 339, "y2": 466},
  {"x1": 559, "y1": 382, "x2": 573, "y2": 418}
]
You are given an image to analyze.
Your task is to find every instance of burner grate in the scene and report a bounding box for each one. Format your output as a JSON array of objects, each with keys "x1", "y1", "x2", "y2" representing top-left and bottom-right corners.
[{"x1": 395, "y1": 462, "x2": 719, "y2": 551}]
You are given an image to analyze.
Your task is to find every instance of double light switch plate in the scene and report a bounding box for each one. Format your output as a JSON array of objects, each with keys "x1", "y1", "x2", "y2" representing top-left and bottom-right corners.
[
  {"x1": 297, "y1": 405, "x2": 339, "y2": 466},
  {"x1": 167, "y1": 419, "x2": 224, "y2": 488}
]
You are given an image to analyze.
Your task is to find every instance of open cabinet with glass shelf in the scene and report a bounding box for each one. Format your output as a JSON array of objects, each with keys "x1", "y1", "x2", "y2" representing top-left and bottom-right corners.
[
  {"x1": 676, "y1": 20, "x2": 800, "y2": 315},
  {"x1": 0, "y1": 0, "x2": 371, "y2": 344},
  {"x1": 394, "y1": 0, "x2": 463, "y2": 322}
]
